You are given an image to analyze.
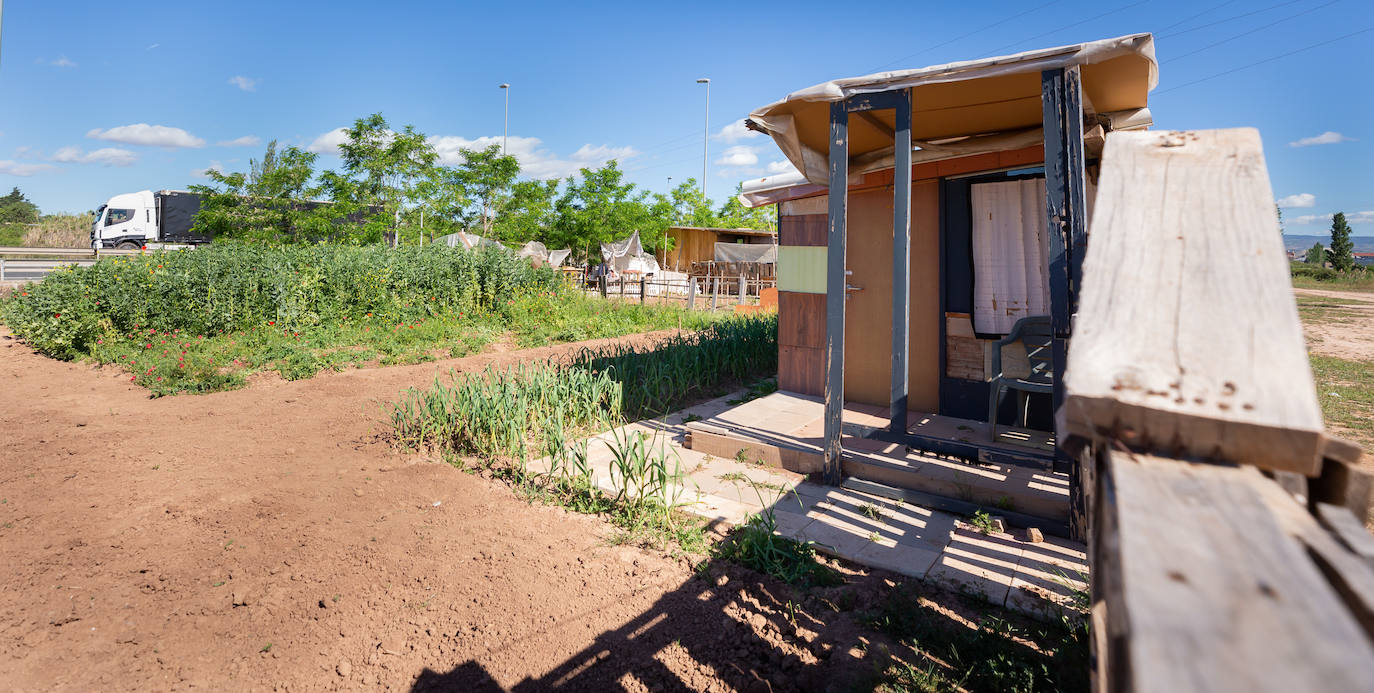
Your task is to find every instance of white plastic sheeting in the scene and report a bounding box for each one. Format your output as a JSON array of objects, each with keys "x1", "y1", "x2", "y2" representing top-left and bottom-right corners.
[
  {"x1": 515, "y1": 241, "x2": 573, "y2": 268},
  {"x1": 971, "y1": 179, "x2": 1050, "y2": 335},
  {"x1": 436, "y1": 231, "x2": 506, "y2": 251},
  {"x1": 713, "y1": 242, "x2": 777, "y2": 264},
  {"x1": 601, "y1": 230, "x2": 660, "y2": 275}
]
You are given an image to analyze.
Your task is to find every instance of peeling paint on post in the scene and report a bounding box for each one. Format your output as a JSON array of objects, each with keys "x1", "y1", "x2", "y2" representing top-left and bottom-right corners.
[
  {"x1": 823, "y1": 99, "x2": 850, "y2": 486},
  {"x1": 890, "y1": 88, "x2": 912, "y2": 434}
]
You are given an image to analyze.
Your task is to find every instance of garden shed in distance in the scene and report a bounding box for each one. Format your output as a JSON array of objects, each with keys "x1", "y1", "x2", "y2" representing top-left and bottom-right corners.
[{"x1": 661, "y1": 226, "x2": 777, "y2": 271}]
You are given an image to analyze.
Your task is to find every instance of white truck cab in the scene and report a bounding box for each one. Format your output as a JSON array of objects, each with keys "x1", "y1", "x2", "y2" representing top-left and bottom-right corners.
[
  {"x1": 91, "y1": 189, "x2": 207, "y2": 249},
  {"x1": 91, "y1": 190, "x2": 158, "y2": 249}
]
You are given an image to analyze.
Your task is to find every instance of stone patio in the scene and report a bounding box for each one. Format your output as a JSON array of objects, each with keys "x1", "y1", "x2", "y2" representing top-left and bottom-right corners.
[{"x1": 527, "y1": 390, "x2": 1088, "y2": 621}]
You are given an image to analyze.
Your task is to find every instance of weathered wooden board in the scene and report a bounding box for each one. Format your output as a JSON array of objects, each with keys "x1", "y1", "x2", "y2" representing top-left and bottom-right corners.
[
  {"x1": 1100, "y1": 451, "x2": 1374, "y2": 692},
  {"x1": 1063, "y1": 129, "x2": 1324, "y2": 474}
]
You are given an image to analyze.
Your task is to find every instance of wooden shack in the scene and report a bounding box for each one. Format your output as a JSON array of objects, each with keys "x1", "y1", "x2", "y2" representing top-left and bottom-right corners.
[{"x1": 661, "y1": 226, "x2": 776, "y2": 271}]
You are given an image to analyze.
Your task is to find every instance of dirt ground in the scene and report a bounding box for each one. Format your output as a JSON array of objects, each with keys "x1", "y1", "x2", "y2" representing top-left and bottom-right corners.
[
  {"x1": 1296, "y1": 288, "x2": 1374, "y2": 361},
  {"x1": 0, "y1": 327, "x2": 916, "y2": 692}
]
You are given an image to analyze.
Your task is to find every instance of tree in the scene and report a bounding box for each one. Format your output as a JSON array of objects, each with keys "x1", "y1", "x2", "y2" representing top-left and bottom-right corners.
[
  {"x1": 0, "y1": 187, "x2": 39, "y2": 224},
  {"x1": 550, "y1": 161, "x2": 654, "y2": 264},
  {"x1": 717, "y1": 183, "x2": 776, "y2": 230},
  {"x1": 1329, "y1": 212, "x2": 1355, "y2": 272},
  {"x1": 447, "y1": 145, "x2": 520, "y2": 238},
  {"x1": 189, "y1": 140, "x2": 334, "y2": 243},
  {"x1": 1304, "y1": 243, "x2": 1328, "y2": 265},
  {"x1": 492, "y1": 179, "x2": 560, "y2": 246},
  {"x1": 328, "y1": 113, "x2": 438, "y2": 244}
]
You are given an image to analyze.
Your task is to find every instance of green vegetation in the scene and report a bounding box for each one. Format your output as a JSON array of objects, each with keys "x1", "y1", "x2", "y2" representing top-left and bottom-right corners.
[
  {"x1": 386, "y1": 316, "x2": 776, "y2": 552},
  {"x1": 1290, "y1": 262, "x2": 1374, "y2": 292},
  {"x1": 1310, "y1": 354, "x2": 1374, "y2": 455},
  {"x1": 192, "y1": 113, "x2": 775, "y2": 260},
  {"x1": 389, "y1": 315, "x2": 777, "y2": 460},
  {"x1": 1329, "y1": 212, "x2": 1356, "y2": 272},
  {"x1": 870, "y1": 583, "x2": 1089, "y2": 693},
  {"x1": 1, "y1": 242, "x2": 752, "y2": 395},
  {"x1": 714, "y1": 501, "x2": 843, "y2": 588}
]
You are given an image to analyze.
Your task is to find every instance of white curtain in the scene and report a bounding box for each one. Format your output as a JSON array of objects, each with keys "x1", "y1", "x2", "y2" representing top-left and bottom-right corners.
[{"x1": 971, "y1": 179, "x2": 1050, "y2": 335}]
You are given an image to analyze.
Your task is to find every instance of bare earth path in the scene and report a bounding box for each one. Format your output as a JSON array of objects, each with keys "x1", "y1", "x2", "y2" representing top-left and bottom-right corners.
[
  {"x1": 0, "y1": 329, "x2": 886, "y2": 692},
  {"x1": 1295, "y1": 287, "x2": 1374, "y2": 360}
]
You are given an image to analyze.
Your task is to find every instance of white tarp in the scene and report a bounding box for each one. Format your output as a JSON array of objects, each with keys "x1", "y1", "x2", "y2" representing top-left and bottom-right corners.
[
  {"x1": 713, "y1": 242, "x2": 777, "y2": 264},
  {"x1": 601, "y1": 230, "x2": 660, "y2": 275},
  {"x1": 971, "y1": 179, "x2": 1050, "y2": 335},
  {"x1": 512, "y1": 240, "x2": 572, "y2": 267},
  {"x1": 436, "y1": 231, "x2": 506, "y2": 251}
]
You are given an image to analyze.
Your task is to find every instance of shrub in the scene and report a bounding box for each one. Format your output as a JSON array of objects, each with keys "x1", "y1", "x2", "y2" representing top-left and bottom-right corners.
[{"x1": 1, "y1": 242, "x2": 559, "y2": 358}]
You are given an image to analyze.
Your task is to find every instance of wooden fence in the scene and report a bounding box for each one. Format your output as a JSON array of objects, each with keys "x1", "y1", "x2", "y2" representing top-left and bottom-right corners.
[
  {"x1": 584, "y1": 273, "x2": 776, "y2": 312},
  {"x1": 1062, "y1": 128, "x2": 1374, "y2": 692}
]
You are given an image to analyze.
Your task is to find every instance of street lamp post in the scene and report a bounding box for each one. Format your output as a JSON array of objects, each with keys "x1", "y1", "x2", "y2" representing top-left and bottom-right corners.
[
  {"x1": 499, "y1": 83, "x2": 510, "y2": 155},
  {"x1": 696, "y1": 78, "x2": 710, "y2": 199},
  {"x1": 664, "y1": 176, "x2": 672, "y2": 269}
]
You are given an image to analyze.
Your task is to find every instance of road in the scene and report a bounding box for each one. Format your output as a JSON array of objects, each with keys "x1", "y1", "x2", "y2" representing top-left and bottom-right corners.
[{"x1": 0, "y1": 259, "x2": 95, "y2": 282}]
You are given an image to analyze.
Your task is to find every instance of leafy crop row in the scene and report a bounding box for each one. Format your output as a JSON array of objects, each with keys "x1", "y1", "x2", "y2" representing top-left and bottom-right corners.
[{"x1": 1, "y1": 243, "x2": 558, "y2": 358}]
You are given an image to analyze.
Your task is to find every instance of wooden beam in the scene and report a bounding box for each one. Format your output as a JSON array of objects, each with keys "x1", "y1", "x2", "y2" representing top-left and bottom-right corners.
[
  {"x1": 890, "y1": 88, "x2": 912, "y2": 433},
  {"x1": 1095, "y1": 450, "x2": 1374, "y2": 692},
  {"x1": 1062, "y1": 129, "x2": 1325, "y2": 475},
  {"x1": 823, "y1": 100, "x2": 849, "y2": 486},
  {"x1": 856, "y1": 111, "x2": 895, "y2": 140}
]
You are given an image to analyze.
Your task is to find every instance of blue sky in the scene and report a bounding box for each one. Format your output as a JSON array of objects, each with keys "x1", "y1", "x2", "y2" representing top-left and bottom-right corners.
[{"x1": 1, "y1": 0, "x2": 1370, "y2": 232}]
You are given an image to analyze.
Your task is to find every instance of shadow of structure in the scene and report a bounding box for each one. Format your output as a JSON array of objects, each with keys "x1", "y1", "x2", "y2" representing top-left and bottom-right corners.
[{"x1": 409, "y1": 536, "x2": 1085, "y2": 692}]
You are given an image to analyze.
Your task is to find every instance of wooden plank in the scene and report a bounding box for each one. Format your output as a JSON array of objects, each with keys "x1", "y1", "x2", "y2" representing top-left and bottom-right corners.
[
  {"x1": 1315, "y1": 502, "x2": 1374, "y2": 566},
  {"x1": 779, "y1": 345, "x2": 824, "y2": 396},
  {"x1": 1323, "y1": 434, "x2": 1365, "y2": 467},
  {"x1": 1062, "y1": 129, "x2": 1324, "y2": 475},
  {"x1": 1311, "y1": 456, "x2": 1374, "y2": 520},
  {"x1": 1101, "y1": 451, "x2": 1374, "y2": 693},
  {"x1": 778, "y1": 214, "x2": 827, "y2": 246},
  {"x1": 778, "y1": 291, "x2": 825, "y2": 349}
]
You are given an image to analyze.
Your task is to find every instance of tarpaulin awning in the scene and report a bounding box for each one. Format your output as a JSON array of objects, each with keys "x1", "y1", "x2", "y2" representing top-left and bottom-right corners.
[
  {"x1": 714, "y1": 242, "x2": 777, "y2": 264},
  {"x1": 437, "y1": 231, "x2": 506, "y2": 251},
  {"x1": 745, "y1": 33, "x2": 1156, "y2": 188},
  {"x1": 601, "y1": 230, "x2": 661, "y2": 275}
]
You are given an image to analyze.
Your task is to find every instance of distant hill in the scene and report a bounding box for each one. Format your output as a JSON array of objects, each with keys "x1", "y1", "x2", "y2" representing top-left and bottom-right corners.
[{"x1": 1283, "y1": 234, "x2": 1374, "y2": 253}]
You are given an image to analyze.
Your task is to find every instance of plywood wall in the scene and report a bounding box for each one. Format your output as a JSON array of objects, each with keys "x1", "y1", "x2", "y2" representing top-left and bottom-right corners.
[{"x1": 774, "y1": 181, "x2": 940, "y2": 410}]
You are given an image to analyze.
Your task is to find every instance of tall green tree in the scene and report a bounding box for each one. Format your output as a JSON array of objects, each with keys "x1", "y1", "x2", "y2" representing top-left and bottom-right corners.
[
  {"x1": 190, "y1": 140, "x2": 334, "y2": 243},
  {"x1": 550, "y1": 160, "x2": 654, "y2": 264},
  {"x1": 325, "y1": 113, "x2": 437, "y2": 244},
  {"x1": 492, "y1": 179, "x2": 560, "y2": 246},
  {"x1": 447, "y1": 145, "x2": 520, "y2": 238},
  {"x1": 717, "y1": 183, "x2": 776, "y2": 230},
  {"x1": 0, "y1": 187, "x2": 39, "y2": 224},
  {"x1": 1329, "y1": 212, "x2": 1355, "y2": 272},
  {"x1": 1304, "y1": 243, "x2": 1328, "y2": 265}
]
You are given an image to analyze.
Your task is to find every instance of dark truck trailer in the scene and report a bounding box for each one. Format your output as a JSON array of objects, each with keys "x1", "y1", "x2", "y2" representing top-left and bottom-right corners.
[{"x1": 91, "y1": 189, "x2": 374, "y2": 249}]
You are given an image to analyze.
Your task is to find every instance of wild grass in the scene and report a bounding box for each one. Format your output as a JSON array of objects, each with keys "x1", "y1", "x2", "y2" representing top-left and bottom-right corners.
[
  {"x1": 870, "y1": 582, "x2": 1089, "y2": 693},
  {"x1": 1309, "y1": 355, "x2": 1374, "y2": 455},
  {"x1": 1290, "y1": 262, "x2": 1374, "y2": 292}
]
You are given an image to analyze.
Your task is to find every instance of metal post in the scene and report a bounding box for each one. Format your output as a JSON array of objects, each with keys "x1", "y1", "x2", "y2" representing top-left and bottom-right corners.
[
  {"x1": 599, "y1": 273, "x2": 607, "y2": 298},
  {"x1": 687, "y1": 276, "x2": 697, "y2": 310},
  {"x1": 890, "y1": 88, "x2": 913, "y2": 434},
  {"x1": 739, "y1": 270, "x2": 746, "y2": 303},
  {"x1": 639, "y1": 276, "x2": 646, "y2": 304},
  {"x1": 1042, "y1": 65, "x2": 1088, "y2": 538},
  {"x1": 499, "y1": 83, "x2": 510, "y2": 155},
  {"x1": 710, "y1": 276, "x2": 719, "y2": 312},
  {"x1": 0, "y1": 257, "x2": 5, "y2": 282},
  {"x1": 823, "y1": 100, "x2": 850, "y2": 486},
  {"x1": 696, "y1": 78, "x2": 711, "y2": 199}
]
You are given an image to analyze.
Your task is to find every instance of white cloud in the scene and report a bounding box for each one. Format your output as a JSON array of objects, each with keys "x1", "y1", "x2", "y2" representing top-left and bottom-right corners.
[
  {"x1": 14, "y1": 145, "x2": 38, "y2": 160},
  {"x1": 0, "y1": 160, "x2": 58, "y2": 176},
  {"x1": 217, "y1": 135, "x2": 262, "y2": 147},
  {"x1": 766, "y1": 160, "x2": 797, "y2": 175},
  {"x1": 192, "y1": 161, "x2": 225, "y2": 178},
  {"x1": 228, "y1": 76, "x2": 258, "y2": 92},
  {"x1": 712, "y1": 119, "x2": 760, "y2": 143},
  {"x1": 87, "y1": 123, "x2": 204, "y2": 148},
  {"x1": 147, "y1": 43, "x2": 160, "y2": 50},
  {"x1": 715, "y1": 145, "x2": 759, "y2": 167},
  {"x1": 1277, "y1": 193, "x2": 1316, "y2": 208},
  {"x1": 52, "y1": 146, "x2": 138, "y2": 166},
  {"x1": 1289, "y1": 211, "x2": 1374, "y2": 226},
  {"x1": 51, "y1": 56, "x2": 77, "y2": 68},
  {"x1": 307, "y1": 128, "x2": 351, "y2": 155},
  {"x1": 1289, "y1": 131, "x2": 1355, "y2": 147}
]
